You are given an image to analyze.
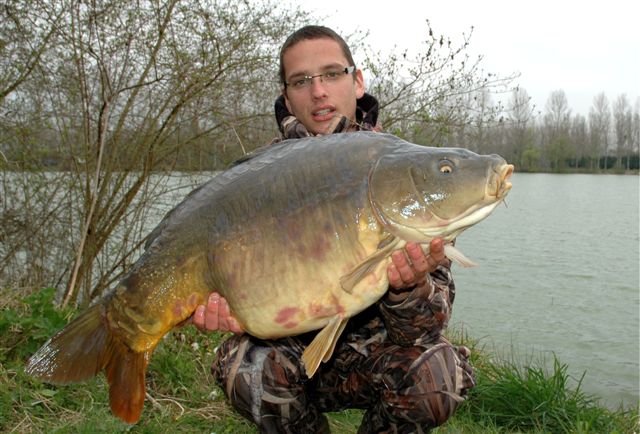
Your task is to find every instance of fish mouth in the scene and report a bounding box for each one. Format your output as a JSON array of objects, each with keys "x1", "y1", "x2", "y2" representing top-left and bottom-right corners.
[
  {"x1": 427, "y1": 162, "x2": 514, "y2": 240},
  {"x1": 490, "y1": 163, "x2": 514, "y2": 200}
]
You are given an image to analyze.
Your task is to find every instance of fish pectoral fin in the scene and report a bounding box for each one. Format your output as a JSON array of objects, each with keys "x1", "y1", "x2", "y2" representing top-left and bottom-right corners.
[
  {"x1": 339, "y1": 239, "x2": 398, "y2": 294},
  {"x1": 444, "y1": 244, "x2": 478, "y2": 268},
  {"x1": 302, "y1": 316, "x2": 348, "y2": 378}
]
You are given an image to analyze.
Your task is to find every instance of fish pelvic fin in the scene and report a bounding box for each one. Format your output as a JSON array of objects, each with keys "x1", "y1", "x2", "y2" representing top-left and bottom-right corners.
[
  {"x1": 339, "y1": 237, "x2": 398, "y2": 293},
  {"x1": 444, "y1": 244, "x2": 478, "y2": 268},
  {"x1": 302, "y1": 316, "x2": 348, "y2": 378},
  {"x1": 25, "y1": 303, "x2": 151, "y2": 424}
]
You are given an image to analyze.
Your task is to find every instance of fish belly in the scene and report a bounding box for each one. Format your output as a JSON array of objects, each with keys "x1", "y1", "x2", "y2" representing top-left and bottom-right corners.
[{"x1": 212, "y1": 190, "x2": 389, "y2": 339}]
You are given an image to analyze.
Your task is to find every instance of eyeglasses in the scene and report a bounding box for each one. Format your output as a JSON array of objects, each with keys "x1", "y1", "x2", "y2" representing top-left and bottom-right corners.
[{"x1": 285, "y1": 66, "x2": 355, "y2": 90}]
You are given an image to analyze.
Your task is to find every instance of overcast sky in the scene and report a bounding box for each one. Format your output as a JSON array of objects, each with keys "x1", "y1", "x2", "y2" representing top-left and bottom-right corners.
[{"x1": 301, "y1": 0, "x2": 639, "y2": 117}]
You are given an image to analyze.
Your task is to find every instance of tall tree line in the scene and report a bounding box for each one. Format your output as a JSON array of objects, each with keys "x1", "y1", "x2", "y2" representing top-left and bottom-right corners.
[{"x1": 431, "y1": 88, "x2": 639, "y2": 173}]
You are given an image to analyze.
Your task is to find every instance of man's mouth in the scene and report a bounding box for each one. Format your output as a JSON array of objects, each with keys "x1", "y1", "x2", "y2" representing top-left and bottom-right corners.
[{"x1": 312, "y1": 107, "x2": 335, "y2": 120}]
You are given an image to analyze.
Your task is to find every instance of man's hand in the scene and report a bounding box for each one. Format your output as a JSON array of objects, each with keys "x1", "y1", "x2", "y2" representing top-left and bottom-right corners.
[
  {"x1": 387, "y1": 238, "x2": 447, "y2": 300},
  {"x1": 191, "y1": 292, "x2": 244, "y2": 334}
]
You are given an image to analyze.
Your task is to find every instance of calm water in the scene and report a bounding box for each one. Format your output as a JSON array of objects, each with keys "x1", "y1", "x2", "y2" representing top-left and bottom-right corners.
[{"x1": 450, "y1": 173, "x2": 639, "y2": 408}]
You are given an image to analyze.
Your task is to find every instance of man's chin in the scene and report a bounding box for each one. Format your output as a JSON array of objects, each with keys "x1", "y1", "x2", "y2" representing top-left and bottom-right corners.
[
  {"x1": 315, "y1": 116, "x2": 346, "y2": 135},
  {"x1": 305, "y1": 122, "x2": 326, "y2": 136}
]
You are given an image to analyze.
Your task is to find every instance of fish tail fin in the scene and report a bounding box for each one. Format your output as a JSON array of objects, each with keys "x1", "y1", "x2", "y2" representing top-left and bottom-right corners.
[
  {"x1": 25, "y1": 303, "x2": 149, "y2": 424},
  {"x1": 25, "y1": 304, "x2": 109, "y2": 384},
  {"x1": 105, "y1": 339, "x2": 150, "y2": 424}
]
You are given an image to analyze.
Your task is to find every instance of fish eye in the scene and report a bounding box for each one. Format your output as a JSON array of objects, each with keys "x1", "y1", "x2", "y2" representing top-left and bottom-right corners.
[{"x1": 439, "y1": 160, "x2": 454, "y2": 174}]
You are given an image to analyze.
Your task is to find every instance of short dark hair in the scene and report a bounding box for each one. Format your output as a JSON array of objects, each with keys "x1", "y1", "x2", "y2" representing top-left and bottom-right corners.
[{"x1": 278, "y1": 25, "x2": 356, "y2": 86}]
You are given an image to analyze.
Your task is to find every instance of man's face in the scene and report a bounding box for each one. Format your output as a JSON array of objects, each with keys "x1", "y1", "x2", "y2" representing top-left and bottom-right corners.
[{"x1": 282, "y1": 38, "x2": 365, "y2": 135}]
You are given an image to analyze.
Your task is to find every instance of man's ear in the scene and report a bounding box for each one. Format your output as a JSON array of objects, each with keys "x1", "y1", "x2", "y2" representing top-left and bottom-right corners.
[{"x1": 354, "y1": 69, "x2": 365, "y2": 99}]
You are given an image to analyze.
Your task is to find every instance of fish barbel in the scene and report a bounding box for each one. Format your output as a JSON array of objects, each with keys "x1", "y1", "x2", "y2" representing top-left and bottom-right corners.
[{"x1": 25, "y1": 131, "x2": 513, "y2": 423}]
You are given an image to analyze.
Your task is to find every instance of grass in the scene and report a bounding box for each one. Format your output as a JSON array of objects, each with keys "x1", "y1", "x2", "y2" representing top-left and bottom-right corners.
[
  {"x1": 450, "y1": 349, "x2": 638, "y2": 433},
  {"x1": 1, "y1": 287, "x2": 638, "y2": 433}
]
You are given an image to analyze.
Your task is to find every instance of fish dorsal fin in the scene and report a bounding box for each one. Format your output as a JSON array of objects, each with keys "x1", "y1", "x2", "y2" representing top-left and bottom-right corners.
[
  {"x1": 444, "y1": 244, "x2": 478, "y2": 268},
  {"x1": 302, "y1": 316, "x2": 348, "y2": 377},
  {"x1": 339, "y1": 237, "x2": 399, "y2": 294}
]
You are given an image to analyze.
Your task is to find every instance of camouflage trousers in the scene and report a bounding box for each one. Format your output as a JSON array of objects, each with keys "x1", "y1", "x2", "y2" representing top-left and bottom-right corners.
[{"x1": 212, "y1": 320, "x2": 475, "y2": 434}]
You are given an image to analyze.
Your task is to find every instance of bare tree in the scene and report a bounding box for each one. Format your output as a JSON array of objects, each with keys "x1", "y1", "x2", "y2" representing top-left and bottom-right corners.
[
  {"x1": 0, "y1": 1, "x2": 63, "y2": 103},
  {"x1": 505, "y1": 87, "x2": 536, "y2": 170},
  {"x1": 570, "y1": 114, "x2": 588, "y2": 169},
  {"x1": 632, "y1": 98, "x2": 640, "y2": 163},
  {"x1": 1, "y1": 2, "x2": 74, "y2": 290},
  {"x1": 612, "y1": 94, "x2": 632, "y2": 170},
  {"x1": 361, "y1": 22, "x2": 516, "y2": 145},
  {"x1": 542, "y1": 90, "x2": 572, "y2": 170},
  {"x1": 1, "y1": 0, "x2": 305, "y2": 304},
  {"x1": 588, "y1": 93, "x2": 611, "y2": 171}
]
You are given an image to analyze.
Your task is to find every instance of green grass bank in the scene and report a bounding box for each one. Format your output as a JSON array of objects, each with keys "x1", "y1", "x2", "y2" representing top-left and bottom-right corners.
[{"x1": 1, "y1": 288, "x2": 637, "y2": 433}]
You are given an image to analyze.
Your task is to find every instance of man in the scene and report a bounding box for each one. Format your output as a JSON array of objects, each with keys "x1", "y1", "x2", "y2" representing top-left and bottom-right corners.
[{"x1": 193, "y1": 25, "x2": 475, "y2": 433}]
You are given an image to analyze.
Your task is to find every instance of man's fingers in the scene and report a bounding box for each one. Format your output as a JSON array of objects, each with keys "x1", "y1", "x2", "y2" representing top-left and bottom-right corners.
[
  {"x1": 387, "y1": 264, "x2": 403, "y2": 289},
  {"x1": 406, "y1": 242, "x2": 429, "y2": 274},
  {"x1": 192, "y1": 305, "x2": 205, "y2": 330},
  {"x1": 204, "y1": 293, "x2": 220, "y2": 331},
  {"x1": 191, "y1": 292, "x2": 244, "y2": 334},
  {"x1": 412, "y1": 239, "x2": 446, "y2": 274},
  {"x1": 391, "y1": 250, "x2": 415, "y2": 284},
  {"x1": 217, "y1": 297, "x2": 232, "y2": 332},
  {"x1": 218, "y1": 295, "x2": 232, "y2": 318},
  {"x1": 429, "y1": 238, "x2": 446, "y2": 263},
  {"x1": 227, "y1": 317, "x2": 244, "y2": 334}
]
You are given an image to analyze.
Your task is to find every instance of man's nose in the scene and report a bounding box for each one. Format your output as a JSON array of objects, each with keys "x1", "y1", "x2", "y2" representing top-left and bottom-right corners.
[{"x1": 309, "y1": 76, "x2": 328, "y2": 98}]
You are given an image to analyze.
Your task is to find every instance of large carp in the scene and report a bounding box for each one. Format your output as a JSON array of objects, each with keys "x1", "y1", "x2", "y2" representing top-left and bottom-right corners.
[{"x1": 26, "y1": 131, "x2": 513, "y2": 423}]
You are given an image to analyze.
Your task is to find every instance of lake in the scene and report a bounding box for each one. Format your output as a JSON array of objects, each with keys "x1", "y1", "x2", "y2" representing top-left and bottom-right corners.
[{"x1": 449, "y1": 173, "x2": 639, "y2": 408}]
